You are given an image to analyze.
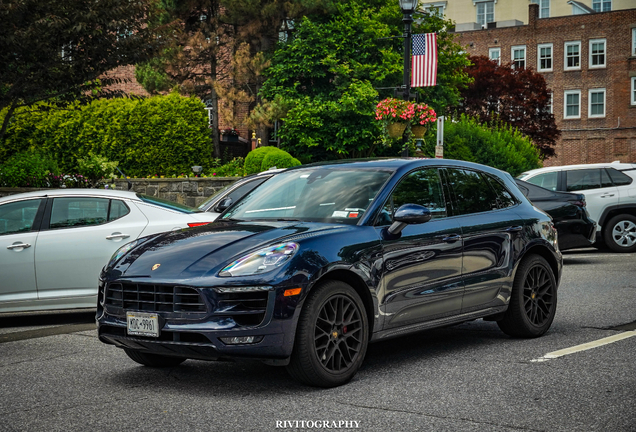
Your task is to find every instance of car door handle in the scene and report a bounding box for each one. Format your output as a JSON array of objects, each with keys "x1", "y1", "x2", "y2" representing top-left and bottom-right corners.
[
  {"x1": 7, "y1": 243, "x2": 31, "y2": 250},
  {"x1": 442, "y1": 234, "x2": 461, "y2": 243},
  {"x1": 600, "y1": 194, "x2": 615, "y2": 198},
  {"x1": 106, "y1": 234, "x2": 130, "y2": 240},
  {"x1": 505, "y1": 226, "x2": 523, "y2": 232}
]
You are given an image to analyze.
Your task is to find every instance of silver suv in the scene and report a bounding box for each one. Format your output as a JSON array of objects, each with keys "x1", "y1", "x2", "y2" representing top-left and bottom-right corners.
[{"x1": 518, "y1": 162, "x2": 636, "y2": 253}]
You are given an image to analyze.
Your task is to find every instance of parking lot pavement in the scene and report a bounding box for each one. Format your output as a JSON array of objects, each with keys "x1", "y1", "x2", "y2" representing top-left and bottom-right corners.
[{"x1": 0, "y1": 250, "x2": 634, "y2": 432}]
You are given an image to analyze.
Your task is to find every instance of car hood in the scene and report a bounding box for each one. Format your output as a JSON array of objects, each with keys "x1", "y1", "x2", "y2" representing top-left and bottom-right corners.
[{"x1": 117, "y1": 220, "x2": 347, "y2": 279}]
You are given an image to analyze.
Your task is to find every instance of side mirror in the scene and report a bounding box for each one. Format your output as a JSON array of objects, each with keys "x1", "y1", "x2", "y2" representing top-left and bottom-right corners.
[
  {"x1": 388, "y1": 204, "x2": 432, "y2": 235},
  {"x1": 215, "y1": 197, "x2": 233, "y2": 213}
]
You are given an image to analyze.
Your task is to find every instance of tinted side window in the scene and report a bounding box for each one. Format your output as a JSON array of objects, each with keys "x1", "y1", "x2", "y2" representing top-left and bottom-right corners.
[
  {"x1": 566, "y1": 169, "x2": 602, "y2": 191},
  {"x1": 50, "y1": 198, "x2": 109, "y2": 228},
  {"x1": 226, "y1": 178, "x2": 267, "y2": 206},
  {"x1": 485, "y1": 176, "x2": 517, "y2": 208},
  {"x1": 526, "y1": 172, "x2": 558, "y2": 191},
  {"x1": 378, "y1": 168, "x2": 446, "y2": 225},
  {"x1": 0, "y1": 199, "x2": 43, "y2": 235},
  {"x1": 109, "y1": 200, "x2": 130, "y2": 221},
  {"x1": 606, "y1": 168, "x2": 633, "y2": 186},
  {"x1": 445, "y1": 169, "x2": 499, "y2": 215}
]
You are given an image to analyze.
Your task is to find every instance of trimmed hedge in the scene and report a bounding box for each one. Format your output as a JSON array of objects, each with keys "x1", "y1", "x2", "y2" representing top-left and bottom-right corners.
[
  {"x1": 0, "y1": 93, "x2": 213, "y2": 177},
  {"x1": 244, "y1": 146, "x2": 301, "y2": 175}
]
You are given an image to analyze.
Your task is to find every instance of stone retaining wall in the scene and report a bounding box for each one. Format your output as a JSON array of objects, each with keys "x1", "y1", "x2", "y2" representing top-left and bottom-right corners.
[{"x1": 0, "y1": 177, "x2": 240, "y2": 208}]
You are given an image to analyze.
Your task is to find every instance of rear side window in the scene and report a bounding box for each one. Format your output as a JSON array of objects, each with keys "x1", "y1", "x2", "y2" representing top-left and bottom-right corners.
[
  {"x1": 566, "y1": 169, "x2": 605, "y2": 191},
  {"x1": 445, "y1": 169, "x2": 500, "y2": 215},
  {"x1": 109, "y1": 200, "x2": 130, "y2": 221},
  {"x1": 0, "y1": 199, "x2": 43, "y2": 235},
  {"x1": 606, "y1": 168, "x2": 633, "y2": 186},
  {"x1": 50, "y1": 197, "x2": 109, "y2": 228},
  {"x1": 526, "y1": 172, "x2": 558, "y2": 191},
  {"x1": 137, "y1": 194, "x2": 199, "y2": 213},
  {"x1": 485, "y1": 176, "x2": 517, "y2": 208}
]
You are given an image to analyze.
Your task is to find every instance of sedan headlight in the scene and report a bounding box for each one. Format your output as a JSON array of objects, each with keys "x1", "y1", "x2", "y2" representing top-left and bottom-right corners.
[{"x1": 219, "y1": 242, "x2": 299, "y2": 277}]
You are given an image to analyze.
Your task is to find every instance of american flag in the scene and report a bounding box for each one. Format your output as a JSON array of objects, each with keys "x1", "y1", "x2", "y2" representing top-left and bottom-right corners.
[{"x1": 412, "y1": 33, "x2": 437, "y2": 87}]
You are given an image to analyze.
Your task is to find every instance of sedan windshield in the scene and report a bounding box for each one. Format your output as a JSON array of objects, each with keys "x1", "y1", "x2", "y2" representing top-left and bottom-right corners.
[{"x1": 222, "y1": 168, "x2": 392, "y2": 224}]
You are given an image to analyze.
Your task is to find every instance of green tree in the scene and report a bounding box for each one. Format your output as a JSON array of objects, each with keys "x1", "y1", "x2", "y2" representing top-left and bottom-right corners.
[
  {"x1": 256, "y1": 1, "x2": 469, "y2": 161},
  {"x1": 0, "y1": 0, "x2": 160, "y2": 142}
]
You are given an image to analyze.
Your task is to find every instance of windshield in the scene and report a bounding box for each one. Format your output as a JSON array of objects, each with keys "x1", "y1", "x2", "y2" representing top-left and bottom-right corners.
[
  {"x1": 137, "y1": 194, "x2": 200, "y2": 213},
  {"x1": 222, "y1": 168, "x2": 392, "y2": 224}
]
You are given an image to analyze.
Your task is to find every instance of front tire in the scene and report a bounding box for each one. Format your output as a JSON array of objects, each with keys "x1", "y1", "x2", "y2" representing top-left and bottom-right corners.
[
  {"x1": 124, "y1": 349, "x2": 186, "y2": 367},
  {"x1": 287, "y1": 280, "x2": 369, "y2": 388},
  {"x1": 498, "y1": 255, "x2": 557, "y2": 338},
  {"x1": 603, "y1": 214, "x2": 636, "y2": 253}
]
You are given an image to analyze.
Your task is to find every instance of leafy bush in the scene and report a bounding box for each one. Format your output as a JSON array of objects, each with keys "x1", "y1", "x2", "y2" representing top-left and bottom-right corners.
[
  {"x1": 77, "y1": 152, "x2": 118, "y2": 187},
  {"x1": 420, "y1": 115, "x2": 541, "y2": 176},
  {"x1": 0, "y1": 151, "x2": 60, "y2": 187},
  {"x1": 244, "y1": 147, "x2": 282, "y2": 175},
  {"x1": 1, "y1": 92, "x2": 213, "y2": 177},
  {"x1": 261, "y1": 151, "x2": 301, "y2": 172},
  {"x1": 208, "y1": 157, "x2": 245, "y2": 177}
]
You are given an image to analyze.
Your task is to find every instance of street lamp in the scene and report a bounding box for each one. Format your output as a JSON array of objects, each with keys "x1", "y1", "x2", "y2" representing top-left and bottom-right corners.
[{"x1": 399, "y1": 0, "x2": 419, "y2": 156}]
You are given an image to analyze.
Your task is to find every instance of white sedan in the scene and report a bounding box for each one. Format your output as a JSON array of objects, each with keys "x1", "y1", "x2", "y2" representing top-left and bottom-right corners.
[{"x1": 0, "y1": 189, "x2": 218, "y2": 313}]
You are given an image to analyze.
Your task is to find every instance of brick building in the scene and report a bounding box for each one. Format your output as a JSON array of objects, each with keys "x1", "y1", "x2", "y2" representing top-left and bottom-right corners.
[{"x1": 454, "y1": 4, "x2": 636, "y2": 166}]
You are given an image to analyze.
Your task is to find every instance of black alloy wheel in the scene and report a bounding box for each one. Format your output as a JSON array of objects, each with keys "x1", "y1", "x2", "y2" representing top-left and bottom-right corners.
[
  {"x1": 497, "y1": 254, "x2": 557, "y2": 338},
  {"x1": 287, "y1": 280, "x2": 369, "y2": 388}
]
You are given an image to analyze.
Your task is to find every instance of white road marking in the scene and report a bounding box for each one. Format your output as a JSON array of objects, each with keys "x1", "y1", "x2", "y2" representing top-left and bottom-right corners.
[{"x1": 531, "y1": 331, "x2": 636, "y2": 362}]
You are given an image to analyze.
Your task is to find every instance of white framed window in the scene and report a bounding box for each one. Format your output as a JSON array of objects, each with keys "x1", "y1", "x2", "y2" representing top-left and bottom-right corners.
[
  {"x1": 631, "y1": 77, "x2": 636, "y2": 105},
  {"x1": 476, "y1": 1, "x2": 495, "y2": 27},
  {"x1": 538, "y1": 43, "x2": 553, "y2": 72},
  {"x1": 632, "y1": 28, "x2": 636, "y2": 56},
  {"x1": 564, "y1": 41, "x2": 581, "y2": 70},
  {"x1": 489, "y1": 47, "x2": 501, "y2": 65},
  {"x1": 589, "y1": 39, "x2": 606, "y2": 68},
  {"x1": 564, "y1": 90, "x2": 581, "y2": 119},
  {"x1": 532, "y1": 0, "x2": 550, "y2": 18},
  {"x1": 422, "y1": 2, "x2": 447, "y2": 17},
  {"x1": 592, "y1": 0, "x2": 611, "y2": 12},
  {"x1": 588, "y1": 89, "x2": 606, "y2": 118},
  {"x1": 512, "y1": 45, "x2": 526, "y2": 69}
]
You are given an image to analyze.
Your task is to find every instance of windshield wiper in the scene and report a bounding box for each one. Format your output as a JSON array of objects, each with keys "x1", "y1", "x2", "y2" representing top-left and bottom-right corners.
[{"x1": 276, "y1": 218, "x2": 301, "y2": 221}]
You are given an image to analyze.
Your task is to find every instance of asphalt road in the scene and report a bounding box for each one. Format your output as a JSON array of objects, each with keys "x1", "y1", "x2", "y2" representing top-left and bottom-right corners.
[{"x1": 1, "y1": 249, "x2": 634, "y2": 432}]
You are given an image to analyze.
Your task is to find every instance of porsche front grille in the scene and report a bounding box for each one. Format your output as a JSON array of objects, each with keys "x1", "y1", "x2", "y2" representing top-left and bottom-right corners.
[{"x1": 105, "y1": 283, "x2": 206, "y2": 314}]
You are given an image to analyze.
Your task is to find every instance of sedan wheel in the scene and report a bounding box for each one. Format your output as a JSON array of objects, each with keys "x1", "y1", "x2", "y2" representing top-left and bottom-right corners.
[
  {"x1": 498, "y1": 255, "x2": 557, "y2": 338},
  {"x1": 604, "y1": 214, "x2": 636, "y2": 253},
  {"x1": 287, "y1": 280, "x2": 368, "y2": 388}
]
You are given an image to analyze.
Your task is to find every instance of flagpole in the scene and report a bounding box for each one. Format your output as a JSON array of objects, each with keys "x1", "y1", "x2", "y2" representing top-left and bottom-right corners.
[{"x1": 399, "y1": 0, "x2": 419, "y2": 156}]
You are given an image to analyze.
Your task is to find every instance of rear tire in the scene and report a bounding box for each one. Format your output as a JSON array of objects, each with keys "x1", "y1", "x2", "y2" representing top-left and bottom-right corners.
[
  {"x1": 603, "y1": 214, "x2": 636, "y2": 253},
  {"x1": 124, "y1": 349, "x2": 186, "y2": 367},
  {"x1": 286, "y1": 280, "x2": 369, "y2": 388},
  {"x1": 498, "y1": 255, "x2": 557, "y2": 338}
]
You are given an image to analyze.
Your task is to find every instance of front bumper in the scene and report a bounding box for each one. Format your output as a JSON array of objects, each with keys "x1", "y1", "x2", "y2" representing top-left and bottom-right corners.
[{"x1": 97, "y1": 279, "x2": 303, "y2": 362}]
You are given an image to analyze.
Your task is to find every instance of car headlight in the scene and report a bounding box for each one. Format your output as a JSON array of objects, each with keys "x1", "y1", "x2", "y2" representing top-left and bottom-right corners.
[
  {"x1": 107, "y1": 240, "x2": 141, "y2": 268},
  {"x1": 219, "y1": 242, "x2": 299, "y2": 277}
]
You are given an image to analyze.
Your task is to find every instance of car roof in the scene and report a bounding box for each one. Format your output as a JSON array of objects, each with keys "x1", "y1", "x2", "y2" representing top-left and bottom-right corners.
[
  {"x1": 286, "y1": 158, "x2": 510, "y2": 177},
  {"x1": 520, "y1": 161, "x2": 636, "y2": 177},
  {"x1": 0, "y1": 188, "x2": 141, "y2": 203}
]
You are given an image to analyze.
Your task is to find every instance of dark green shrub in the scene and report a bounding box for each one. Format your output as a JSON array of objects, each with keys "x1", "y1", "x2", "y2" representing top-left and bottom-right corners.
[
  {"x1": 261, "y1": 151, "x2": 301, "y2": 171},
  {"x1": 208, "y1": 157, "x2": 245, "y2": 177},
  {"x1": 421, "y1": 115, "x2": 541, "y2": 176},
  {"x1": 0, "y1": 151, "x2": 60, "y2": 187},
  {"x1": 244, "y1": 147, "x2": 284, "y2": 175},
  {"x1": 77, "y1": 152, "x2": 119, "y2": 187},
  {"x1": 1, "y1": 92, "x2": 213, "y2": 177}
]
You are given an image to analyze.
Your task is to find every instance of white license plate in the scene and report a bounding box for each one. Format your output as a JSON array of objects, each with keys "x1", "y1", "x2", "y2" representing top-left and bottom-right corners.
[{"x1": 127, "y1": 312, "x2": 160, "y2": 337}]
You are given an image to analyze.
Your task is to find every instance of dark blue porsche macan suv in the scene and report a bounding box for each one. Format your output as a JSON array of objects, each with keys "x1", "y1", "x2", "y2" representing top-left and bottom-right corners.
[{"x1": 97, "y1": 159, "x2": 562, "y2": 387}]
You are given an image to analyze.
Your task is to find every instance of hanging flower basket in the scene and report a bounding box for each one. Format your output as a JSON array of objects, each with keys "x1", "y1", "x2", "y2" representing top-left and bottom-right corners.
[
  {"x1": 387, "y1": 122, "x2": 407, "y2": 138},
  {"x1": 411, "y1": 125, "x2": 427, "y2": 138}
]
